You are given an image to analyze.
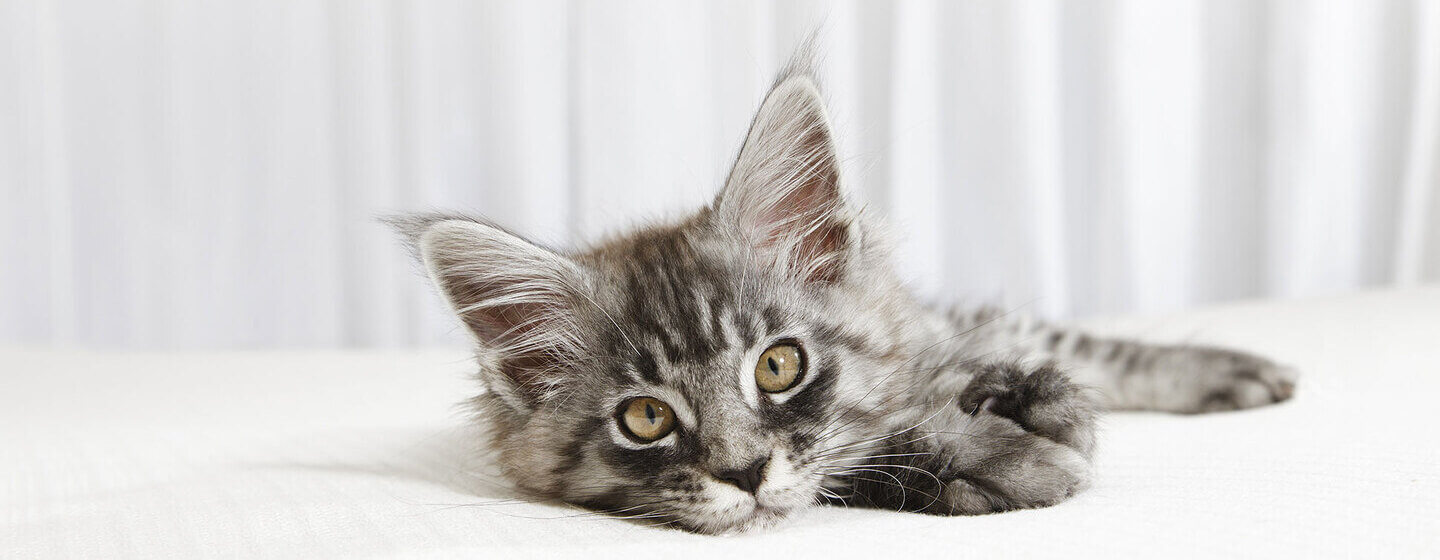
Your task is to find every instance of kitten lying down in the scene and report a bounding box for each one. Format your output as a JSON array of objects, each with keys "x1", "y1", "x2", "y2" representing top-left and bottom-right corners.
[{"x1": 390, "y1": 62, "x2": 1297, "y2": 534}]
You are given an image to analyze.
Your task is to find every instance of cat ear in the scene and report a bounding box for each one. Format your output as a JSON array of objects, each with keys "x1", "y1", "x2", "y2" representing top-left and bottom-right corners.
[
  {"x1": 393, "y1": 215, "x2": 585, "y2": 408},
  {"x1": 715, "y1": 74, "x2": 855, "y2": 284}
]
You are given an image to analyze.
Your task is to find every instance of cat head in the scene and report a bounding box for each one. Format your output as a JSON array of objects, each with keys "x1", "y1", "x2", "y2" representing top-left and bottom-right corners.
[{"x1": 394, "y1": 71, "x2": 918, "y2": 533}]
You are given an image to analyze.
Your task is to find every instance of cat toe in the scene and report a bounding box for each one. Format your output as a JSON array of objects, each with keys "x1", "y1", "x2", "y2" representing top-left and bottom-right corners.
[
  {"x1": 1198, "y1": 364, "x2": 1299, "y2": 412},
  {"x1": 1244, "y1": 363, "x2": 1299, "y2": 404},
  {"x1": 936, "y1": 433, "x2": 1092, "y2": 515},
  {"x1": 1271, "y1": 366, "x2": 1299, "y2": 401},
  {"x1": 958, "y1": 363, "x2": 1100, "y2": 453}
]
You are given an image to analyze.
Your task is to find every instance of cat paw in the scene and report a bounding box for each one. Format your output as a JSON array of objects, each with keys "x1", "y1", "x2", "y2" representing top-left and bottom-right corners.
[
  {"x1": 1154, "y1": 347, "x2": 1299, "y2": 414},
  {"x1": 957, "y1": 362, "x2": 1101, "y2": 456},
  {"x1": 934, "y1": 412, "x2": 1093, "y2": 515},
  {"x1": 846, "y1": 369, "x2": 1098, "y2": 516},
  {"x1": 1196, "y1": 361, "x2": 1298, "y2": 413}
]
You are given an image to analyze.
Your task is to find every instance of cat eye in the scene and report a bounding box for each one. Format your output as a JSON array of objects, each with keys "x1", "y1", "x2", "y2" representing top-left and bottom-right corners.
[
  {"x1": 618, "y1": 397, "x2": 677, "y2": 442},
  {"x1": 755, "y1": 342, "x2": 805, "y2": 393}
]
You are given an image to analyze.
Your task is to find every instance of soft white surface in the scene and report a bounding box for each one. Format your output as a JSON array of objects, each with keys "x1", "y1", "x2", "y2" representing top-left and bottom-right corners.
[{"x1": 4, "y1": 288, "x2": 1440, "y2": 558}]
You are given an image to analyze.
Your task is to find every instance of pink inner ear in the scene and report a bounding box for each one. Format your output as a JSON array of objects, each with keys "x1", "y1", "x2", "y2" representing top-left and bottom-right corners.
[
  {"x1": 763, "y1": 180, "x2": 848, "y2": 284},
  {"x1": 462, "y1": 298, "x2": 572, "y2": 401},
  {"x1": 794, "y1": 218, "x2": 849, "y2": 284},
  {"x1": 461, "y1": 301, "x2": 546, "y2": 351},
  {"x1": 428, "y1": 237, "x2": 577, "y2": 404},
  {"x1": 755, "y1": 113, "x2": 849, "y2": 284}
]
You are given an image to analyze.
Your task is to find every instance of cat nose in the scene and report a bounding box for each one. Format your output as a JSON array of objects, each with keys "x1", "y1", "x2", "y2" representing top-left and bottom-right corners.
[{"x1": 712, "y1": 457, "x2": 768, "y2": 495}]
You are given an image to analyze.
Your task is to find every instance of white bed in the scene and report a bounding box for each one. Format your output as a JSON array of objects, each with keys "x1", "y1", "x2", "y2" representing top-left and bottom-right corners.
[{"x1": 4, "y1": 288, "x2": 1438, "y2": 558}]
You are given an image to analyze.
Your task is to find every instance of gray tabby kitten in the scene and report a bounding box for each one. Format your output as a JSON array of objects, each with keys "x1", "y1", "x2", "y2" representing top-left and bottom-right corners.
[{"x1": 391, "y1": 66, "x2": 1297, "y2": 534}]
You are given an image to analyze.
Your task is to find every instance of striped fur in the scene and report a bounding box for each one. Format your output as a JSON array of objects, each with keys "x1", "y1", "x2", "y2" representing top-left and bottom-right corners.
[{"x1": 390, "y1": 64, "x2": 1297, "y2": 533}]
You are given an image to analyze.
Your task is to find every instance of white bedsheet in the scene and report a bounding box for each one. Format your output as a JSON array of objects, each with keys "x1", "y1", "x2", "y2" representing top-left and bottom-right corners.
[{"x1": 4, "y1": 289, "x2": 1439, "y2": 558}]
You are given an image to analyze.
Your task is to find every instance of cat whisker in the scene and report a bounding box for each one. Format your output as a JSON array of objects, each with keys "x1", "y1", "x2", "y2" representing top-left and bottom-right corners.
[
  {"x1": 808, "y1": 397, "x2": 957, "y2": 448},
  {"x1": 809, "y1": 437, "x2": 938, "y2": 463},
  {"x1": 812, "y1": 397, "x2": 955, "y2": 458},
  {"x1": 411, "y1": 488, "x2": 688, "y2": 523},
  {"x1": 822, "y1": 462, "x2": 944, "y2": 491},
  {"x1": 827, "y1": 470, "x2": 946, "y2": 513},
  {"x1": 816, "y1": 487, "x2": 846, "y2": 502},
  {"x1": 831, "y1": 468, "x2": 910, "y2": 511},
  {"x1": 813, "y1": 451, "x2": 934, "y2": 464},
  {"x1": 810, "y1": 430, "x2": 941, "y2": 470}
]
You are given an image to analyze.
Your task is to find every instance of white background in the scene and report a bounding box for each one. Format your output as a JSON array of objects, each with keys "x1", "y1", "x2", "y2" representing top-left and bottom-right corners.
[{"x1": 2, "y1": 0, "x2": 1438, "y2": 349}]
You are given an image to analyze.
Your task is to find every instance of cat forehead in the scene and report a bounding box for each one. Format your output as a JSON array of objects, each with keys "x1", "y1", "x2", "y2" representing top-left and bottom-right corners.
[
  {"x1": 579, "y1": 234, "x2": 768, "y2": 343},
  {"x1": 568, "y1": 223, "x2": 830, "y2": 381},
  {"x1": 606, "y1": 298, "x2": 822, "y2": 396}
]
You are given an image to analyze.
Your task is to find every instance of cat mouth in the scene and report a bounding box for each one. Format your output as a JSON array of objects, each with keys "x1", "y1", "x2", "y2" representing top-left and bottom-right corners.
[
  {"x1": 744, "y1": 502, "x2": 795, "y2": 527},
  {"x1": 687, "y1": 500, "x2": 793, "y2": 534}
]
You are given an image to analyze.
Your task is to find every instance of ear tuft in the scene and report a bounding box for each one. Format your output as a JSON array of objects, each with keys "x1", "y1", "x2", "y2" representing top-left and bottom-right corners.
[
  {"x1": 388, "y1": 214, "x2": 586, "y2": 406},
  {"x1": 715, "y1": 75, "x2": 854, "y2": 284}
]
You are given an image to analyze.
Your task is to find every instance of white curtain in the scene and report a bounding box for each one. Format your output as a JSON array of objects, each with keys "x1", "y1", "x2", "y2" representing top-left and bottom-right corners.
[{"x1": 2, "y1": 0, "x2": 1438, "y2": 349}]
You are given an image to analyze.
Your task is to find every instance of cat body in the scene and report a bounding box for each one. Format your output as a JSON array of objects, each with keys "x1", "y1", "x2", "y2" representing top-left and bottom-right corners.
[{"x1": 392, "y1": 64, "x2": 1296, "y2": 533}]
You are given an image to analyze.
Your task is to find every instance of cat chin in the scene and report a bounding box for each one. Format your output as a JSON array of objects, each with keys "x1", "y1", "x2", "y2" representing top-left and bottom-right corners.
[
  {"x1": 677, "y1": 503, "x2": 801, "y2": 535},
  {"x1": 680, "y1": 488, "x2": 822, "y2": 534}
]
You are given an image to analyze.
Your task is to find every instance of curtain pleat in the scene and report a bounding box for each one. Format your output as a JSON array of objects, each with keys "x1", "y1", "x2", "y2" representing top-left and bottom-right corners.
[{"x1": 1, "y1": 0, "x2": 1436, "y2": 348}]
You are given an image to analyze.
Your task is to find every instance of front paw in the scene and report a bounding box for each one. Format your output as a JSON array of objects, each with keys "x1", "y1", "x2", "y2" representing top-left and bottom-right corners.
[
  {"x1": 958, "y1": 362, "x2": 1101, "y2": 457},
  {"x1": 839, "y1": 363, "x2": 1099, "y2": 515},
  {"x1": 935, "y1": 412, "x2": 1093, "y2": 515}
]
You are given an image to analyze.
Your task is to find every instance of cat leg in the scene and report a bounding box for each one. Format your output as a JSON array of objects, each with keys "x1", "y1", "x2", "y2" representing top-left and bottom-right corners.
[
  {"x1": 837, "y1": 362, "x2": 1100, "y2": 515},
  {"x1": 1043, "y1": 334, "x2": 1299, "y2": 414},
  {"x1": 946, "y1": 306, "x2": 1299, "y2": 414}
]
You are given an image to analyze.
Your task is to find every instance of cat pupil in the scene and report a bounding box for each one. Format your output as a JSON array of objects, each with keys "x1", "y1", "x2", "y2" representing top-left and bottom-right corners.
[
  {"x1": 768, "y1": 357, "x2": 779, "y2": 375},
  {"x1": 645, "y1": 404, "x2": 656, "y2": 423}
]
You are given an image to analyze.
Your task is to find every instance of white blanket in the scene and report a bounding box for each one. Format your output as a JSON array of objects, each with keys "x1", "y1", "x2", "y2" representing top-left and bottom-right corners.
[{"x1": 4, "y1": 289, "x2": 1438, "y2": 558}]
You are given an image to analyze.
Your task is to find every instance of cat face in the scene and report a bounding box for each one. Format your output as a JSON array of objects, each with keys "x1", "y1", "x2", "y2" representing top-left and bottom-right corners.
[
  {"x1": 397, "y1": 73, "x2": 915, "y2": 532},
  {"x1": 518, "y1": 234, "x2": 893, "y2": 532}
]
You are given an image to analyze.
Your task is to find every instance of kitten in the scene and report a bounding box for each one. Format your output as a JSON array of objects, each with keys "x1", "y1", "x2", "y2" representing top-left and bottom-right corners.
[{"x1": 390, "y1": 63, "x2": 1297, "y2": 534}]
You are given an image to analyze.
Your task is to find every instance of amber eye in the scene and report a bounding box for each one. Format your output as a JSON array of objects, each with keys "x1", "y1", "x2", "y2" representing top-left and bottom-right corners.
[
  {"x1": 755, "y1": 342, "x2": 805, "y2": 393},
  {"x1": 618, "y1": 397, "x2": 677, "y2": 442}
]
